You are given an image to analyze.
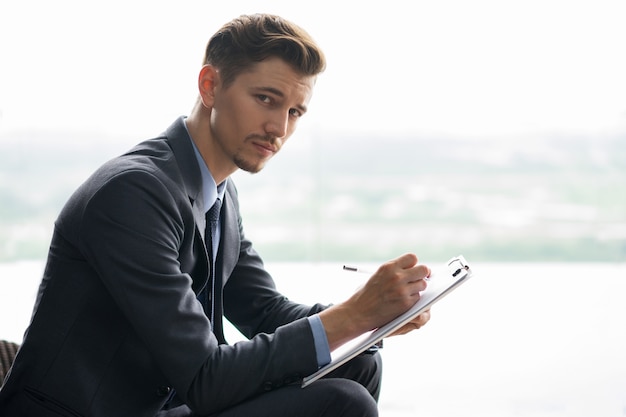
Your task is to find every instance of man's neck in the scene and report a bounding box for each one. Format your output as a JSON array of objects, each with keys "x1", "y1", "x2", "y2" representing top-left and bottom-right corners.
[{"x1": 185, "y1": 103, "x2": 237, "y2": 185}]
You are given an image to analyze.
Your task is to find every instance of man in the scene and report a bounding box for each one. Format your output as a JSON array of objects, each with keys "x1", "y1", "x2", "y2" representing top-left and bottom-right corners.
[{"x1": 0, "y1": 14, "x2": 431, "y2": 417}]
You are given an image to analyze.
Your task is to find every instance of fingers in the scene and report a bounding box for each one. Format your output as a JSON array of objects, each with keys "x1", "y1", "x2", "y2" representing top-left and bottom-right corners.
[
  {"x1": 415, "y1": 309, "x2": 431, "y2": 328},
  {"x1": 373, "y1": 254, "x2": 430, "y2": 304},
  {"x1": 387, "y1": 310, "x2": 432, "y2": 337},
  {"x1": 354, "y1": 254, "x2": 431, "y2": 330},
  {"x1": 397, "y1": 255, "x2": 430, "y2": 294},
  {"x1": 408, "y1": 309, "x2": 432, "y2": 331},
  {"x1": 394, "y1": 253, "x2": 419, "y2": 269},
  {"x1": 408, "y1": 269, "x2": 429, "y2": 294},
  {"x1": 382, "y1": 253, "x2": 430, "y2": 281}
]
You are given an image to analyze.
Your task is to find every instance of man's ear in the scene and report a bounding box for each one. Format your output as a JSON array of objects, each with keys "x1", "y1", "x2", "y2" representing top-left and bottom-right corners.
[{"x1": 198, "y1": 64, "x2": 219, "y2": 108}]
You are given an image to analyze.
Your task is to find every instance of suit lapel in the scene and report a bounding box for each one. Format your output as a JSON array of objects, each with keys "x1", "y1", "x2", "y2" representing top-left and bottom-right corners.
[
  {"x1": 192, "y1": 200, "x2": 207, "y2": 243},
  {"x1": 163, "y1": 117, "x2": 235, "y2": 344},
  {"x1": 164, "y1": 117, "x2": 210, "y2": 246}
]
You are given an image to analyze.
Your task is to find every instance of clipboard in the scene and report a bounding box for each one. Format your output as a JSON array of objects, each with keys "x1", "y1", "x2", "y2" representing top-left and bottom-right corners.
[{"x1": 302, "y1": 255, "x2": 472, "y2": 388}]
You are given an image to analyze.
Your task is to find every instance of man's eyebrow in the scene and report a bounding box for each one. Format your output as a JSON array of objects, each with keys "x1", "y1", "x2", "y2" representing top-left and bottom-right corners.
[{"x1": 256, "y1": 86, "x2": 308, "y2": 113}]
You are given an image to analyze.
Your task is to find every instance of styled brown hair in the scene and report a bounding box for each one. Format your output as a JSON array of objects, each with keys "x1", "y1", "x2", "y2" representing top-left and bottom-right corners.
[{"x1": 203, "y1": 14, "x2": 326, "y2": 87}]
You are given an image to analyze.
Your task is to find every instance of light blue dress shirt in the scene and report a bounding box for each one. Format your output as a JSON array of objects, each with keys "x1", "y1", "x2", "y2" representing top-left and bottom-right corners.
[{"x1": 183, "y1": 120, "x2": 331, "y2": 368}]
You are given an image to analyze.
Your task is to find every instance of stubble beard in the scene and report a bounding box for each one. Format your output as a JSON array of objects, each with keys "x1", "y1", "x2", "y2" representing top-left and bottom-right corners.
[
  {"x1": 212, "y1": 129, "x2": 268, "y2": 174},
  {"x1": 233, "y1": 152, "x2": 265, "y2": 174},
  {"x1": 233, "y1": 135, "x2": 277, "y2": 174}
]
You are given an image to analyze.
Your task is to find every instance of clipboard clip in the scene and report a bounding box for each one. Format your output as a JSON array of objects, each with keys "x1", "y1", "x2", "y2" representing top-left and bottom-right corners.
[{"x1": 447, "y1": 255, "x2": 470, "y2": 277}]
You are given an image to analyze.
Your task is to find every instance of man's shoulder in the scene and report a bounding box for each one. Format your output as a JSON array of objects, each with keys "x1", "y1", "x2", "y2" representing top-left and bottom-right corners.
[
  {"x1": 105, "y1": 117, "x2": 191, "y2": 177},
  {"x1": 68, "y1": 132, "x2": 186, "y2": 206},
  {"x1": 87, "y1": 137, "x2": 175, "y2": 184}
]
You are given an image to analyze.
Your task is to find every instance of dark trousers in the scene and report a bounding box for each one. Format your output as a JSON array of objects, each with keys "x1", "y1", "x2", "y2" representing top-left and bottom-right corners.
[{"x1": 159, "y1": 352, "x2": 382, "y2": 417}]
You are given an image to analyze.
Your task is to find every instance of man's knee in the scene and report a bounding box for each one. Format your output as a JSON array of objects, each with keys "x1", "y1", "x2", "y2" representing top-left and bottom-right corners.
[
  {"x1": 314, "y1": 379, "x2": 378, "y2": 417},
  {"x1": 352, "y1": 352, "x2": 383, "y2": 384},
  {"x1": 324, "y1": 352, "x2": 383, "y2": 400}
]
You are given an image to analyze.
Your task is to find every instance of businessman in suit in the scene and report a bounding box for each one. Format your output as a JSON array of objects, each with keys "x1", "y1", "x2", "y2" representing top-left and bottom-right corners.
[{"x1": 0, "y1": 13, "x2": 431, "y2": 417}]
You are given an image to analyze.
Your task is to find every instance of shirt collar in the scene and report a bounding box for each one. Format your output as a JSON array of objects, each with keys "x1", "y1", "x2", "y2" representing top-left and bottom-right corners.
[{"x1": 183, "y1": 118, "x2": 227, "y2": 211}]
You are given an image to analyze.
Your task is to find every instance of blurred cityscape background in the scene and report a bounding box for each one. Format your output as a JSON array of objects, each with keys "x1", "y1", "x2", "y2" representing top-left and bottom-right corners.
[
  {"x1": 2, "y1": 1, "x2": 625, "y2": 265},
  {"x1": 1, "y1": 128, "x2": 624, "y2": 263}
]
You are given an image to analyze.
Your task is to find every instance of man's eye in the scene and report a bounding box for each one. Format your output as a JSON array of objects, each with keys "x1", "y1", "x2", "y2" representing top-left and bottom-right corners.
[
  {"x1": 289, "y1": 108, "x2": 302, "y2": 118},
  {"x1": 258, "y1": 95, "x2": 271, "y2": 104}
]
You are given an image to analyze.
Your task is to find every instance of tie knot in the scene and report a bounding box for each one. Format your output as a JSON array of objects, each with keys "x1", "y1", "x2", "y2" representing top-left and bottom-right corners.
[{"x1": 206, "y1": 198, "x2": 222, "y2": 223}]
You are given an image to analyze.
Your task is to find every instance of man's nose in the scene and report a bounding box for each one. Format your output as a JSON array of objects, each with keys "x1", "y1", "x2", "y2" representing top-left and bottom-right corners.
[{"x1": 264, "y1": 111, "x2": 289, "y2": 138}]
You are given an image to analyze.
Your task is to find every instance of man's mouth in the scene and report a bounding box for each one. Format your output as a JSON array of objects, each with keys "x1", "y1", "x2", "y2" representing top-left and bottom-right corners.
[{"x1": 251, "y1": 140, "x2": 279, "y2": 156}]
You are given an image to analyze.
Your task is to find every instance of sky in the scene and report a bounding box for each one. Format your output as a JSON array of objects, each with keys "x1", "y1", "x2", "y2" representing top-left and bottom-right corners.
[{"x1": 1, "y1": 0, "x2": 626, "y2": 141}]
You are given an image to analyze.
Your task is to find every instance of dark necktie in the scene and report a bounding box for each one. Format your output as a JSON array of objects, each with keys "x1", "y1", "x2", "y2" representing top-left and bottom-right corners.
[
  {"x1": 165, "y1": 199, "x2": 222, "y2": 409},
  {"x1": 203, "y1": 198, "x2": 222, "y2": 332}
]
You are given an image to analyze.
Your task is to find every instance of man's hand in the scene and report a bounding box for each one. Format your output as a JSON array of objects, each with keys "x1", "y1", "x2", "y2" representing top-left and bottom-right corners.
[
  {"x1": 318, "y1": 253, "x2": 430, "y2": 351},
  {"x1": 388, "y1": 309, "x2": 431, "y2": 337}
]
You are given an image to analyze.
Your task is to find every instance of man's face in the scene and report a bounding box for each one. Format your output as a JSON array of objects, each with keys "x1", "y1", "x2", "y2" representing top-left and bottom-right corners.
[{"x1": 209, "y1": 57, "x2": 315, "y2": 174}]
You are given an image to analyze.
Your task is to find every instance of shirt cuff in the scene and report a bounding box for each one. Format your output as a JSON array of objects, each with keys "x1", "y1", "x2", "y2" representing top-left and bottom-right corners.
[{"x1": 307, "y1": 314, "x2": 331, "y2": 368}]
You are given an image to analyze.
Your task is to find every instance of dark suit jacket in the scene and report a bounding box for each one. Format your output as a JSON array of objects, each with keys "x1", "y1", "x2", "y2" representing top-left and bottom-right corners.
[{"x1": 0, "y1": 117, "x2": 325, "y2": 417}]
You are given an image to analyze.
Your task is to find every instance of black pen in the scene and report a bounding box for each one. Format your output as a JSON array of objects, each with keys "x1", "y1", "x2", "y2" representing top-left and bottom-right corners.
[
  {"x1": 342, "y1": 265, "x2": 373, "y2": 274},
  {"x1": 343, "y1": 264, "x2": 431, "y2": 280}
]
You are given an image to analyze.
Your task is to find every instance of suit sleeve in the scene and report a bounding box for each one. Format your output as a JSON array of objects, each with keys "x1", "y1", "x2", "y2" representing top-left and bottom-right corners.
[
  {"x1": 78, "y1": 169, "x2": 320, "y2": 415},
  {"x1": 221, "y1": 181, "x2": 327, "y2": 338}
]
